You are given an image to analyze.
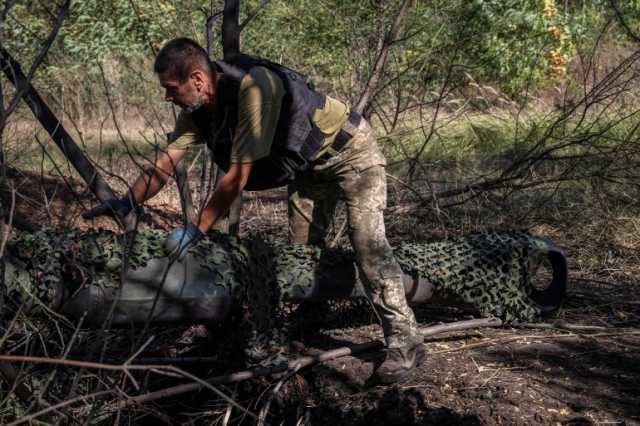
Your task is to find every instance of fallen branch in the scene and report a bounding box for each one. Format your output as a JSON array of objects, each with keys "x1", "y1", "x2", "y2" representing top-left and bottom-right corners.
[
  {"x1": 0, "y1": 363, "x2": 39, "y2": 410},
  {"x1": 116, "y1": 317, "x2": 505, "y2": 408},
  {"x1": 129, "y1": 356, "x2": 219, "y2": 365},
  {"x1": 12, "y1": 317, "x2": 602, "y2": 419},
  {"x1": 430, "y1": 330, "x2": 640, "y2": 355},
  {"x1": 258, "y1": 364, "x2": 301, "y2": 426},
  {"x1": 421, "y1": 317, "x2": 503, "y2": 337},
  {"x1": 116, "y1": 340, "x2": 385, "y2": 409},
  {"x1": 0, "y1": 354, "x2": 257, "y2": 421},
  {"x1": 514, "y1": 321, "x2": 625, "y2": 332},
  {"x1": 6, "y1": 390, "x2": 114, "y2": 426}
]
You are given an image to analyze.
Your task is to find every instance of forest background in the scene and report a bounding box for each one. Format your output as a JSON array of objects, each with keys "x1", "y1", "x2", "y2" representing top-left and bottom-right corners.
[
  {"x1": 2, "y1": 0, "x2": 640, "y2": 323},
  {"x1": 0, "y1": 1, "x2": 640, "y2": 424},
  {"x1": 2, "y1": 0, "x2": 639, "y2": 251}
]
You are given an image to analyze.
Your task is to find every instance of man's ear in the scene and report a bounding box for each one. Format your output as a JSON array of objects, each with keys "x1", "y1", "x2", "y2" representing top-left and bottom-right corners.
[{"x1": 190, "y1": 70, "x2": 206, "y2": 91}]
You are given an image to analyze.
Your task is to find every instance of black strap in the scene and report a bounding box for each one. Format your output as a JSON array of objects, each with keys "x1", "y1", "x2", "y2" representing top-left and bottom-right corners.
[{"x1": 315, "y1": 111, "x2": 362, "y2": 162}]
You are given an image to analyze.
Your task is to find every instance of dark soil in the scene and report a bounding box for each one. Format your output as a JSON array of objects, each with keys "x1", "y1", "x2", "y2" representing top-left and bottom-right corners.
[
  {"x1": 267, "y1": 278, "x2": 640, "y2": 426},
  {"x1": 2, "y1": 170, "x2": 639, "y2": 425}
]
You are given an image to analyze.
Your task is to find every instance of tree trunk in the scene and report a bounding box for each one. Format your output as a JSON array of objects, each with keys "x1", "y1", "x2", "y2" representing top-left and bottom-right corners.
[
  {"x1": 222, "y1": 0, "x2": 241, "y2": 59},
  {"x1": 0, "y1": 49, "x2": 134, "y2": 231},
  {"x1": 218, "y1": 0, "x2": 242, "y2": 234}
]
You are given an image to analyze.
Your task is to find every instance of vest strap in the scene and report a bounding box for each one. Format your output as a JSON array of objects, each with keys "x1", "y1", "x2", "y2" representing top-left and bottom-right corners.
[{"x1": 314, "y1": 111, "x2": 363, "y2": 163}]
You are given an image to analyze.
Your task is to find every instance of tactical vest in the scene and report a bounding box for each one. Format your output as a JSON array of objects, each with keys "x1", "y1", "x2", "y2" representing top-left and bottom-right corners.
[{"x1": 188, "y1": 53, "x2": 327, "y2": 191}]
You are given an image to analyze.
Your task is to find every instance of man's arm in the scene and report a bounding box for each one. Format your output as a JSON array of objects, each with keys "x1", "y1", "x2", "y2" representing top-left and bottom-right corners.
[
  {"x1": 195, "y1": 162, "x2": 252, "y2": 233},
  {"x1": 83, "y1": 147, "x2": 188, "y2": 220},
  {"x1": 129, "y1": 148, "x2": 187, "y2": 204}
]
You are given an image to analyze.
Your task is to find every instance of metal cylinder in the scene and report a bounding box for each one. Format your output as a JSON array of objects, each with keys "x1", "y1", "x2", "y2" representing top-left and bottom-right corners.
[
  {"x1": 60, "y1": 255, "x2": 437, "y2": 325},
  {"x1": 61, "y1": 255, "x2": 232, "y2": 326}
]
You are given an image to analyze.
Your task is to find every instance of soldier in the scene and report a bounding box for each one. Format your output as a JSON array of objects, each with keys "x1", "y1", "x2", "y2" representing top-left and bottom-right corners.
[{"x1": 85, "y1": 37, "x2": 424, "y2": 384}]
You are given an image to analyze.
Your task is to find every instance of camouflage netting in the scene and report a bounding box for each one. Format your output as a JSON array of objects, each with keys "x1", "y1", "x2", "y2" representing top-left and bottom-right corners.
[
  {"x1": 2, "y1": 228, "x2": 555, "y2": 325},
  {"x1": 0, "y1": 228, "x2": 564, "y2": 421},
  {"x1": 268, "y1": 232, "x2": 553, "y2": 322},
  {"x1": 394, "y1": 232, "x2": 549, "y2": 323}
]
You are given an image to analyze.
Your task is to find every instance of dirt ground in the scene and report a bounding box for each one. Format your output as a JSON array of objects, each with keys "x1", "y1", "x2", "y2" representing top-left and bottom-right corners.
[
  {"x1": 1, "y1": 168, "x2": 639, "y2": 425},
  {"x1": 302, "y1": 296, "x2": 640, "y2": 425}
]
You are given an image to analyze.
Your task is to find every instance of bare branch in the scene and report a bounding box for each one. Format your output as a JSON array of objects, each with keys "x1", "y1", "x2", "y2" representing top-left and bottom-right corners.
[
  {"x1": 0, "y1": 49, "x2": 131, "y2": 230},
  {"x1": 7, "y1": 390, "x2": 115, "y2": 426},
  {"x1": 609, "y1": 0, "x2": 640, "y2": 43},
  {"x1": 206, "y1": 10, "x2": 224, "y2": 57},
  {"x1": 240, "y1": 0, "x2": 271, "y2": 29},
  {"x1": 1, "y1": 0, "x2": 70, "y2": 120},
  {"x1": 355, "y1": 0, "x2": 413, "y2": 114},
  {"x1": 127, "y1": 0, "x2": 159, "y2": 55},
  {"x1": 116, "y1": 317, "x2": 504, "y2": 408},
  {"x1": 0, "y1": 354, "x2": 257, "y2": 421}
]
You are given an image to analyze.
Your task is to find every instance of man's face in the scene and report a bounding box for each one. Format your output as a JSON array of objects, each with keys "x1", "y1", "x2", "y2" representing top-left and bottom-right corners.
[{"x1": 158, "y1": 71, "x2": 205, "y2": 111}]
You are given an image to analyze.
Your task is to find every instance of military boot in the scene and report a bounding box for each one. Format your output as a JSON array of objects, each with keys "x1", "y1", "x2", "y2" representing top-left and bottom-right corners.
[{"x1": 374, "y1": 343, "x2": 425, "y2": 384}]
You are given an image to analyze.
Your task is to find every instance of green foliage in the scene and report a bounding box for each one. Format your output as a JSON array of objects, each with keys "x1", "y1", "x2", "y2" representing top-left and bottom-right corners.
[{"x1": 2, "y1": 1, "x2": 640, "y2": 116}]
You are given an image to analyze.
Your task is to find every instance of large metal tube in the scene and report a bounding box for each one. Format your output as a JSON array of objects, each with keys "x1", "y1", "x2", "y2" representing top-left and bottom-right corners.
[
  {"x1": 59, "y1": 253, "x2": 434, "y2": 326},
  {"x1": 61, "y1": 256, "x2": 232, "y2": 325}
]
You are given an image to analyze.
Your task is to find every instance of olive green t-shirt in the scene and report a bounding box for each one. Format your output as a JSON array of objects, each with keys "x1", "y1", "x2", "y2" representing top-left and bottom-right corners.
[{"x1": 168, "y1": 66, "x2": 349, "y2": 163}]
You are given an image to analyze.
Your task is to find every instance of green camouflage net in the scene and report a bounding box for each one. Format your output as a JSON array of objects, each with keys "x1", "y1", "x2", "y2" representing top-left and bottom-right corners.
[
  {"x1": 3, "y1": 228, "x2": 166, "y2": 313},
  {"x1": 394, "y1": 232, "x2": 546, "y2": 323},
  {"x1": 2, "y1": 228, "x2": 554, "y2": 326},
  {"x1": 264, "y1": 232, "x2": 547, "y2": 323}
]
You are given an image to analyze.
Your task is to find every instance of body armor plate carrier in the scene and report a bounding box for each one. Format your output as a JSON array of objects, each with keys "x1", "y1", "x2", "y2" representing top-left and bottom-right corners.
[{"x1": 189, "y1": 54, "x2": 327, "y2": 191}]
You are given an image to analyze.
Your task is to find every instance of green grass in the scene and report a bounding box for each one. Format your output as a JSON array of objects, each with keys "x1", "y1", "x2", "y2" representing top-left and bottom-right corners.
[{"x1": 382, "y1": 110, "x2": 640, "y2": 173}]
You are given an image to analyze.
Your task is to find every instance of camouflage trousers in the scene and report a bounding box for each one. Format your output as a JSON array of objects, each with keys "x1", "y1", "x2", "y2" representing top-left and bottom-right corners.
[{"x1": 288, "y1": 118, "x2": 422, "y2": 349}]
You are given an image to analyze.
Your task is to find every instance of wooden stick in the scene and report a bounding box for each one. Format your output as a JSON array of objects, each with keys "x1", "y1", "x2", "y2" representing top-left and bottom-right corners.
[
  {"x1": 514, "y1": 321, "x2": 621, "y2": 332},
  {"x1": 421, "y1": 317, "x2": 503, "y2": 337},
  {"x1": 116, "y1": 339, "x2": 385, "y2": 409},
  {"x1": 0, "y1": 353, "x2": 258, "y2": 420},
  {"x1": 0, "y1": 47, "x2": 131, "y2": 230},
  {"x1": 6, "y1": 390, "x2": 114, "y2": 426},
  {"x1": 0, "y1": 363, "x2": 35, "y2": 408},
  {"x1": 117, "y1": 317, "x2": 506, "y2": 408}
]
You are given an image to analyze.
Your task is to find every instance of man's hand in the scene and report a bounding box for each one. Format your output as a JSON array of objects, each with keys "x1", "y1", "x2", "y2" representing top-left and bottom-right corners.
[
  {"x1": 164, "y1": 222, "x2": 203, "y2": 261},
  {"x1": 83, "y1": 196, "x2": 135, "y2": 220}
]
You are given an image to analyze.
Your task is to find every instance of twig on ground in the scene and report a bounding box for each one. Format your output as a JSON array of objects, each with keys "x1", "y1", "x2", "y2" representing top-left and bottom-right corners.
[
  {"x1": 514, "y1": 321, "x2": 625, "y2": 332},
  {"x1": 116, "y1": 340, "x2": 386, "y2": 409},
  {"x1": 430, "y1": 330, "x2": 640, "y2": 355},
  {"x1": 0, "y1": 363, "x2": 40, "y2": 410},
  {"x1": 258, "y1": 365, "x2": 302, "y2": 426},
  {"x1": 128, "y1": 356, "x2": 219, "y2": 365},
  {"x1": 421, "y1": 317, "x2": 503, "y2": 337},
  {"x1": 6, "y1": 390, "x2": 114, "y2": 426},
  {"x1": 9, "y1": 317, "x2": 630, "y2": 422},
  {"x1": 115, "y1": 317, "x2": 507, "y2": 408},
  {"x1": 0, "y1": 354, "x2": 257, "y2": 421}
]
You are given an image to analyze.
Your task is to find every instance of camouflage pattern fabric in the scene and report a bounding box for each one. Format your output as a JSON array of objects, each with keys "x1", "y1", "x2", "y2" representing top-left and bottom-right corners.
[
  {"x1": 2, "y1": 229, "x2": 555, "y2": 337},
  {"x1": 394, "y1": 232, "x2": 545, "y2": 323},
  {"x1": 192, "y1": 233, "x2": 288, "y2": 365},
  {"x1": 2, "y1": 228, "x2": 286, "y2": 365},
  {"x1": 288, "y1": 117, "x2": 422, "y2": 349}
]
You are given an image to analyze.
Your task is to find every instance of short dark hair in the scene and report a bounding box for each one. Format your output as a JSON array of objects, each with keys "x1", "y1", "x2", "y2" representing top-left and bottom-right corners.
[{"x1": 154, "y1": 38, "x2": 214, "y2": 82}]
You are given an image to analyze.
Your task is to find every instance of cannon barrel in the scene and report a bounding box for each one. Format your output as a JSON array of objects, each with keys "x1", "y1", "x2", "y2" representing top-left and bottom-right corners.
[{"x1": 59, "y1": 255, "x2": 434, "y2": 326}]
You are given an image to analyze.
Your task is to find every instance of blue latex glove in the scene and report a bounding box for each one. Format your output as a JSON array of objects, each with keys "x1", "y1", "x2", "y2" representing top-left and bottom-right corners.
[
  {"x1": 83, "y1": 196, "x2": 135, "y2": 220},
  {"x1": 164, "y1": 222, "x2": 203, "y2": 261}
]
